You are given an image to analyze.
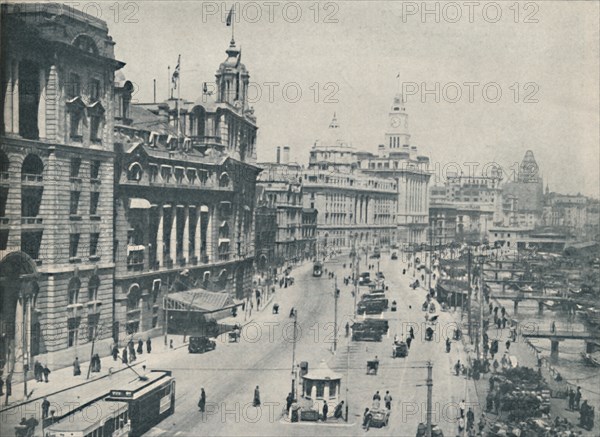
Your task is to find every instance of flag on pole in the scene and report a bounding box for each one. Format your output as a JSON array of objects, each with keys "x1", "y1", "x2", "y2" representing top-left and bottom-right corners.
[
  {"x1": 226, "y1": 5, "x2": 234, "y2": 26},
  {"x1": 171, "y1": 55, "x2": 180, "y2": 89},
  {"x1": 396, "y1": 73, "x2": 400, "y2": 78}
]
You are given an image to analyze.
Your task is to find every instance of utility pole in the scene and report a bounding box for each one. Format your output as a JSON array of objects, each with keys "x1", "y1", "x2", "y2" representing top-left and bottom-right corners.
[
  {"x1": 333, "y1": 275, "x2": 339, "y2": 353},
  {"x1": 466, "y1": 248, "x2": 472, "y2": 338},
  {"x1": 478, "y1": 255, "x2": 486, "y2": 358},
  {"x1": 428, "y1": 224, "x2": 434, "y2": 292},
  {"x1": 345, "y1": 342, "x2": 350, "y2": 422},
  {"x1": 426, "y1": 361, "x2": 433, "y2": 437},
  {"x1": 353, "y1": 234, "x2": 359, "y2": 317},
  {"x1": 290, "y1": 310, "x2": 298, "y2": 399}
]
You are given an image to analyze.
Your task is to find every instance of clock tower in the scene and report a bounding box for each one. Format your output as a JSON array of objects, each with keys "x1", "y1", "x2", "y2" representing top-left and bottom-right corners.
[{"x1": 385, "y1": 94, "x2": 411, "y2": 151}]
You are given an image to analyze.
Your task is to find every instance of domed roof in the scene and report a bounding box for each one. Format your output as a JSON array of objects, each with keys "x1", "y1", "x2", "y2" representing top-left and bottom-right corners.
[
  {"x1": 218, "y1": 39, "x2": 247, "y2": 74},
  {"x1": 315, "y1": 113, "x2": 352, "y2": 149}
]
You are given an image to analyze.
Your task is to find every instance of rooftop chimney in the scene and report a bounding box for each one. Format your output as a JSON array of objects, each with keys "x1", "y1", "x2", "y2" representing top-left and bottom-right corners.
[
  {"x1": 282, "y1": 146, "x2": 290, "y2": 165},
  {"x1": 276, "y1": 146, "x2": 281, "y2": 164}
]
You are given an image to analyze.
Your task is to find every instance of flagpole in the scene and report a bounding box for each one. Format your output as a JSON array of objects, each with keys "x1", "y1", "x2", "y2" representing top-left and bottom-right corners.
[
  {"x1": 177, "y1": 55, "x2": 181, "y2": 148},
  {"x1": 232, "y1": 4, "x2": 235, "y2": 41},
  {"x1": 168, "y1": 66, "x2": 171, "y2": 99}
]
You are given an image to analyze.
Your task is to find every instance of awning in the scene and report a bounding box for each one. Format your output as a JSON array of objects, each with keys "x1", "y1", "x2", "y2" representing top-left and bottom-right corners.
[
  {"x1": 129, "y1": 198, "x2": 151, "y2": 209},
  {"x1": 163, "y1": 289, "x2": 241, "y2": 313},
  {"x1": 127, "y1": 245, "x2": 145, "y2": 254}
]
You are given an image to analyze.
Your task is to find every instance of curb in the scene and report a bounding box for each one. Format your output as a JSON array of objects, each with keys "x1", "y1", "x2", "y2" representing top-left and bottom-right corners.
[{"x1": 0, "y1": 360, "x2": 146, "y2": 413}]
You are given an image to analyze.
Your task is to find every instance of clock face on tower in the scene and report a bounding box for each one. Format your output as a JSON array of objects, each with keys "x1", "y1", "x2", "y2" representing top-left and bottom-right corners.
[{"x1": 391, "y1": 117, "x2": 401, "y2": 128}]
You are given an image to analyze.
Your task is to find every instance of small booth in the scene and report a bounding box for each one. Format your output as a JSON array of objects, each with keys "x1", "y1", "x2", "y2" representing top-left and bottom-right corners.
[{"x1": 300, "y1": 360, "x2": 342, "y2": 420}]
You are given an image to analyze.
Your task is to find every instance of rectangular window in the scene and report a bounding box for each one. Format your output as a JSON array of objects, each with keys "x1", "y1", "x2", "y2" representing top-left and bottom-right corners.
[
  {"x1": 69, "y1": 233, "x2": 80, "y2": 258},
  {"x1": 90, "y1": 191, "x2": 100, "y2": 216},
  {"x1": 89, "y1": 79, "x2": 100, "y2": 102},
  {"x1": 70, "y1": 111, "x2": 83, "y2": 140},
  {"x1": 90, "y1": 115, "x2": 102, "y2": 143},
  {"x1": 90, "y1": 160, "x2": 101, "y2": 180},
  {"x1": 70, "y1": 158, "x2": 81, "y2": 178},
  {"x1": 68, "y1": 73, "x2": 81, "y2": 98},
  {"x1": 67, "y1": 317, "x2": 79, "y2": 347},
  {"x1": 90, "y1": 233, "x2": 99, "y2": 256},
  {"x1": 70, "y1": 191, "x2": 80, "y2": 216}
]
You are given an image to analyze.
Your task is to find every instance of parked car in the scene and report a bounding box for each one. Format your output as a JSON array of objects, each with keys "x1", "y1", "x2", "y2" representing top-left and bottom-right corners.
[
  {"x1": 357, "y1": 300, "x2": 387, "y2": 315},
  {"x1": 369, "y1": 408, "x2": 390, "y2": 427},
  {"x1": 352, "y1": 328, "x2": 382, "y2": 342},
  {"x1": 354, "y1": 318, "x2": 389, "y2": 333},
  {"x1": 188, "y1": 336, "x2": 216, "y2": 354}
]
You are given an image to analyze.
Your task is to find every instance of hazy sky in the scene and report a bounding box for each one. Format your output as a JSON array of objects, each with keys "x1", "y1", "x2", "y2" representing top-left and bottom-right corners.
[{"x1": 97, "y1": 1, "x2": 598, "y2": 196}]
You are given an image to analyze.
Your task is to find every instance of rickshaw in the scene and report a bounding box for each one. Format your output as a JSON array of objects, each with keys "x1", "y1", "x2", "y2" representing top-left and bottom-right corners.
[
  {"x1": 425, "y1": 327, "x2": 434, "y2": 341},
  {"x1": 369, "y1": 408, "x2": 390, "y2": 428},
  {"x1": 392, "y1": 341, "x2": 409, "y2": 358},
  {"x1": 367, "y1": 359, "x2": 379, "y2": 375},
  {"x1": 391, "y1": 300, "x2": 397, "y2": 311}
]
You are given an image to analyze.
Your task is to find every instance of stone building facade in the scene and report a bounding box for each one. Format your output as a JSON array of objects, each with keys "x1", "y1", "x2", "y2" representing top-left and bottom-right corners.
[
  {"x1": 112, "y1": 39, "x2": 260, "y2": 343},
  {"x1": 302, "y1": 115, "x2": 398, "y2": 253},
  {"x1": 257, "y1": 155, "x2": 317, "y2": 266},
  {"x1": 0, "y1": 4, "x2": 122, "y2": 373},
  {"x1": 357, "y1": 94, "x2": 431, "y2": 245}
]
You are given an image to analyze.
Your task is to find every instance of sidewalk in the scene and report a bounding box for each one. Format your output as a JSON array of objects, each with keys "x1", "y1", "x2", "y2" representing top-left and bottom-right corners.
[{"x1": 0, "y1": 355, "x2": 146, "y2": 411}]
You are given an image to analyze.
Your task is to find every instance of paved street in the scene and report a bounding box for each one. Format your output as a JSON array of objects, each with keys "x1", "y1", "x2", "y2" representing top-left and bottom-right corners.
[{"x1": 138, "y1": 253, "x2": 481, "y2": 436}]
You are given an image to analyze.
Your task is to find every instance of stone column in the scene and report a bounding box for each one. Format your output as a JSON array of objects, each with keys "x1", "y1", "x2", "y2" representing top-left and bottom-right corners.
[
  {"x1": 3, "y1": 60, "x2": 12, "y2": 133},
  {"x1": 38, "y1": 67, "x2": 46, "y2": 139},
  {"x1": 46, "y1": 65, "x2": 59, "y2": 141},
  {"x1": 170, "y1": 205, "x2": 179, "y2": 263},
  {"x1": 206, "y1": 206, "x2": 213, "y2": 262},
  {"x1": 195, "y1": 206, "x2": 202, "y2": 260},
  {"x1": 12, "y1": 60, "x2": 19, "y2": 135},
  {"x1": 156, "y1": 206, "x2": 164, "y2": 267},
  {"x1": 183, "y1": 205, "x2": 190, "y2": 263}
]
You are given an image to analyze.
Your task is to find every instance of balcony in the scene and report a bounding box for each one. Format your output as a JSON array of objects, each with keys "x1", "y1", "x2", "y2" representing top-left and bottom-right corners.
[
  {"x1": 21, "y1": 174, "x2": 43, "y2": 185},
  {"x1": 87, "y1": 300, "x2": 103, "y2": 315},
  {"x1": 191, "y1": 135, "x2": 223, "y2": 147},
  {"x1": 21, "y1": 217, "x2": 43, "y2": 228}
]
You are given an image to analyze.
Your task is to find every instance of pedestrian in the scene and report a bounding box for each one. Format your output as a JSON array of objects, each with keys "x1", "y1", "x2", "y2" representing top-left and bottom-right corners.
[
  {"x1": 34, "y1": 360, "x2": 42, "y2": 382},
  {"x1": 6, "y1": 373, "x2": 11, "y2": 396},
  {"x1": 146, "y1": 338, "x2": 152, "y2": 354},
  {"x1": 137, "y1": 339, "x2": 143, "y2": 355},
  {"x1": 198, "y1": 388, "x2": 206, "y2": 412},
  {"x1": 322, "y1": 402, "x2": 328, "y2": 421},
  {"x1": 253, "y1": 386, "x2": 261, "y2": 407},
  {"x1": 406, "y1": 336, "x2": 412, "y2": 349},
  {"x1": 73, "y1": 357, "x2": 81, "y2": 376},
  {"x1": 478, "y1": 414, "x2": 486, "y2": 433},
  {"x1": 372, "y1": 391, "x2": 381, "y2": 409},
  {"x1": 384, "y1": 391, "x2": 393, "y2": 410},
  {"x1": 169, "y1": 339, "x2": 174, "y2": 349},
  {"x1": 122, "y1": 348, "x2": 128, "y2": 364},
  {"x1": 286, "y1": 392, "x2": 293, "y2": 413},
  {"x1": 455, "y1": 360, "x2": 461, "y2": 376},
  {"x1": 459, "y1": 400, "x2": 466, "y2": 418},
  {"x1": 496, "y1": 318, "x2": 501, "y2": 329},
  {"x1": 458, "y1": 416, "x2": 465, "y2": 434},
  {"x1": 112, "y1": 344, "x2": 119, "y2": 361},
  {"x1": 551, "y1": 321, "x2": 556, "y2": 333},
  {"x1": 467, "y1": 407, "x2": 475, "y2": 430},
  {"x1": 345, "y1": 322, "x2": 350, "y2": 337},
  {"x1": 502, "y1": 317, "x2": 507, "y2": 329},
  {"x1": 362, "y1": 408, "x2": 372, "y2": 430},
  {"x1": 42, "y1": 397, "x2": 50, "y2": 419},
  {"x1": 0, "y1": 374, "x2": 4, "y2": 395},
  {"x1": 575, "y1": 386, "x2": 582, "y2": 410},
  {"x1": 25, "y1": 415, "x2": 39, "y2": 436},
  {"x1": 568, "y1": 387, "x2": 575, "y2": 410},
  {"x1": 95, "y1": 354, "x2": 101, "y2": 372},
  {"x1": 409, "y1": 327, "x2": 415, "y2": 340},
  {"x1": 505, "y1": 340, "x2": 511, "y2": 351}
]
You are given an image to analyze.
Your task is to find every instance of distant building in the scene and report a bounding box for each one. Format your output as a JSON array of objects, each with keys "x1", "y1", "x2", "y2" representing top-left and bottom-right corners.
[
  {"x1": 357, "y1": 94, "x2": 431, "y2": 244},
  {"x1": 302, "y1": 115, "x2": 398, "y2": 255},
  {"x1": 257, "y1": 151, "x2": 317, "y2": 267},
  {"x1": 254, "y1": 185, "x2": 277, "y2": 273},
  {"x1": 501, "y1": 150, "x2": 544, "y2": 228},
  {"x1": 0, "y1": 4, "x2": 123, "y2": 372},
  {"x1": 429, "y1": 169, "x2": 503, "y2": 243},
  {"x1": 543, "y1": 191, "x2": 589, "y2": 240}
]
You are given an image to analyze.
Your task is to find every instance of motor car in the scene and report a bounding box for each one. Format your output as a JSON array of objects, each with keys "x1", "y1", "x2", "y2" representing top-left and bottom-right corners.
[
  {"x1": 354, "y1": 318, "x2": 389, "y2": 333},
  {"x1": 376, "y1": 272, "x2": 385, "y2": 279},
  {"x1": 391, "y1": 252, "x2": 398, "y2": 260},
  {"x1": 188, "y1": 336, "x2": 216, "y2": 354}
]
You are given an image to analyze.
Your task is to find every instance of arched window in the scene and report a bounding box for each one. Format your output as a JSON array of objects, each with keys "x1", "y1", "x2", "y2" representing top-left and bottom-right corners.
[
  {"x1": 21, "y1": 154, "x2": 44, "y2": 179},
  {"x1": 219, "y1": 172, "x2": 230, "y2": 188},
  {"x1": 68, "y1": 277, "x2": 81, "y2": 305},
  {"x1": 127, "y1": 162, "x2": 143, "y2": 181},
  {"x1": 127, "y1": 284, "x2": 141, "y2": 311},
  {"x1": 88, "y1": 275, "x2": 100, "y2": 301},
  {"x1": 73, "y1": 34, "x2": 99, "y2": 55}
]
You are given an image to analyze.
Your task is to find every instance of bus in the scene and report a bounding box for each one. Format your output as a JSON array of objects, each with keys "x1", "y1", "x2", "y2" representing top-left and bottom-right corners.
[{"x1": 313, "y1": 261, "x2": 323, "y2": 277}]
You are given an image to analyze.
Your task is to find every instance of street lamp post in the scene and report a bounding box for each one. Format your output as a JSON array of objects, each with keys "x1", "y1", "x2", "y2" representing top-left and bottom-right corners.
[
  {"x1": 290, "y1": 310, "x2": 298, "y2": 399},
  {"x1": 477, "y1": 254, "x2": 486, "y2": 358}
]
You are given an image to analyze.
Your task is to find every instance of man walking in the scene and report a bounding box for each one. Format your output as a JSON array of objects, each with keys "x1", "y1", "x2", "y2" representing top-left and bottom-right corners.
[
  {"x1": 198, "y1": 388, "x2": 206, "y2": 412},
  {"x1": 568, "y1": 387, "x2": 575, "y2": 410},
  {"x1": 322, "y1": 402, "x2": 328, "y2": 421},
  {"x1": 73, "y1": 357, "x2": 81, "y2": 376},
  {"x1": 286, "y1": 392, "x2": 293, "y2": 413},
  {"x1": 384, "y1": 391, "x2": 393, "y2": 410},
  {"x1": 146, "y1": 338, "x2": 152, "y2": 353},
  {"x1": 459, "y1": 399, "x2": 466, "y2": 418},
  {"x1": 253, "y1": 386, "x2": 261, "y2": 407},
  {"x1": 43, "y1": 364, "x2": 51, "y2": 383},
  {"x1": 575, "y1": 386, "x2": 582, "y2": 410},
  {"x1": 42, "y1": 397, "x2": 50, "y2": 419}
]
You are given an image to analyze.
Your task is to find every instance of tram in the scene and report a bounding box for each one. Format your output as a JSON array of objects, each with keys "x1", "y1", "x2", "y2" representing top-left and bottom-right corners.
[
  {"x1": 44, "y1": 370, "x2": 175, "y2": 437},
  {"x1": 313, "y1": 261, "x2": 323, "y2": 277}
]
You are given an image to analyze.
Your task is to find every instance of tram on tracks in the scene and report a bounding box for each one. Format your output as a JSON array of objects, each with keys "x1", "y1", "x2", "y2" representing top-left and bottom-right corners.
[{"x1": 44, "y1": 370, "x2": 175, "y2": 437}]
